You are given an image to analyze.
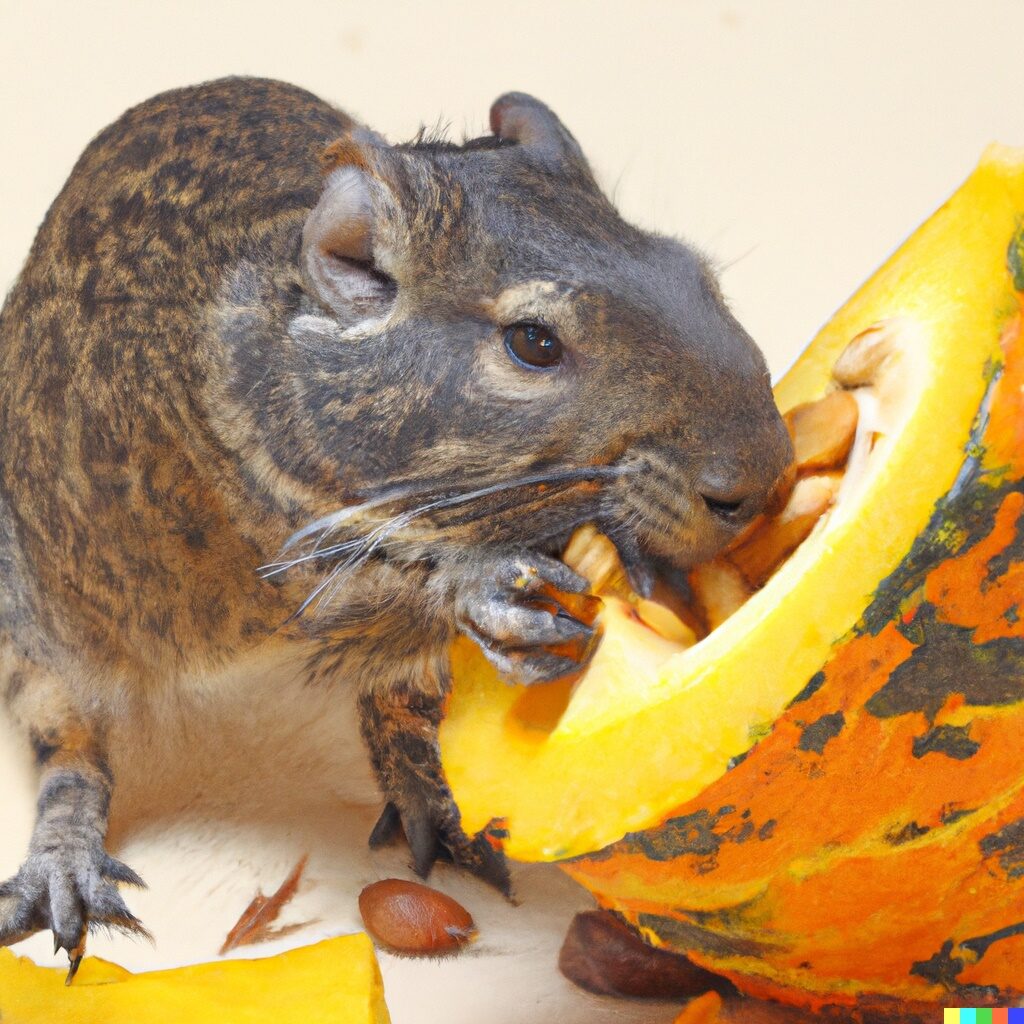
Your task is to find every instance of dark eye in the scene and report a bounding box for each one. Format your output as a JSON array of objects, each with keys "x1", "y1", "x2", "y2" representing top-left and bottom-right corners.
[{"x1": 504, "y1": 323, "x2": 563, "y2": 369}]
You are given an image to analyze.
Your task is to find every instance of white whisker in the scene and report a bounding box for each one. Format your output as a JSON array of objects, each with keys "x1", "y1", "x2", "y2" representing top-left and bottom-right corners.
[{"x1": 274, "y1": 462, "x2": 635, "y2": 621}]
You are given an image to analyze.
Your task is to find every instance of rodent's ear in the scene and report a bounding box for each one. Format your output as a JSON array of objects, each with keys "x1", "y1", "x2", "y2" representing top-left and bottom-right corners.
[
  {"x1": 302, "y1": 152, "x2": 398, "y2": 328},
  {"x1": 489, "y1": 93, "x2": 589, "y2": 174}
]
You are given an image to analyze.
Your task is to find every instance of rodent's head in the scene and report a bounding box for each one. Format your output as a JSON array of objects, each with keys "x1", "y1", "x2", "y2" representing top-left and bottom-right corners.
[{"x1": 237, "y1": 93, "x2": 792, "y2": 582}]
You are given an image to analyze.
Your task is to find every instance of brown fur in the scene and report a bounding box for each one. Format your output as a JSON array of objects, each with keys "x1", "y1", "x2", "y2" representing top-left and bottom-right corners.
[{"x1": 0, "y1": 77, "x2": 792, "y2": 964}]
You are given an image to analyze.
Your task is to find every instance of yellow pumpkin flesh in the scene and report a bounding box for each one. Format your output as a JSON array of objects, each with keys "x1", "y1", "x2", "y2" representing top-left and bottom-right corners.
[{"x1": 0, "y1": 934, "x2": 390, "y2": 1024}]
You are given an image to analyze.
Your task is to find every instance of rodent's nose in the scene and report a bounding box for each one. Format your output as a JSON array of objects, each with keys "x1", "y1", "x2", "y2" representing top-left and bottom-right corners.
[
  {"x1": 698, "y1": 484, "x2": 761, "y2": 526},
  {"x1": 698, "y1": 457, "x2": 794, "y2": 526},
  {"x1": 697, "y1": 412, "x2": 796, "y2": 528}
]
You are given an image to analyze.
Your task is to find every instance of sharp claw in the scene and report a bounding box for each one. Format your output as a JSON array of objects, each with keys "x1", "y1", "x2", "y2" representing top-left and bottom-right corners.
[
  {"x1": 53, "y1": 929, "x2": 83, "y2": 961},
  {"x1": 101, "y1": 855, "x2": 147, "y2": 888},
  {"x1": 367, "y1": 802, "x2": 403, "y2": 849},
  {"x1": 404, "y1": 810, "x2": 440, "y2": 879},
  {"x1": 65, "y1": 953, "x2": 82, "y2": 986},
  {"x1": 472, "y1": 841, "x2": 512, "y2": 897}
]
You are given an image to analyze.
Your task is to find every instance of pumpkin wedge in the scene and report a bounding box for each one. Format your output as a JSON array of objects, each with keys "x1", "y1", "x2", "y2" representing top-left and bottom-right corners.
[
  {"x1": 441, "y1": 145, "x2": 1024, "y2": 1005},
  {"x1": 443, "y1": 144, "x2": 1024, "y2": 860},
  {"x1": 0, "y1": 935, "x2": 390, "y2": 1024}
]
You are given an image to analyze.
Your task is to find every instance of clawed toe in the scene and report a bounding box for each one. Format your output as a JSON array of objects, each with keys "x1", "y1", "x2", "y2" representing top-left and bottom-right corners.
[
  {"x1": 456, "y1": 549, "x2": 602, "y2": 686},
  {"x1": 99, "y1": 854, "x2": 146, "y2": 889},
  {"x1": 465, "y1": 635, "x2": 591, "y2": 685},
  {"x1": 404, "y1": 806, "x2": 442, "y2": 880},
  {"x1": 368, "y1": 799, "x2": 512, "y2": 897},
  {"x1": 0, "y1": 877, "x2": 46, "y2": 948},
  {"x1": 0, "y1": 845, "x2": 148, "y2": 981},
  {"x1": 460, "y1": 832, "x2": 512, "y2": 896},
  {"x1": 89, "y1": 882, "x2": 149, "y2": 938},
  {"x1": 367, "y1": 802, "x2": 403, "y2": 848}
]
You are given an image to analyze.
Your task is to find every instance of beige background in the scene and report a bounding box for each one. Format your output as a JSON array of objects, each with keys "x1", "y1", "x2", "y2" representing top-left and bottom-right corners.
[
  {"x1": 1, "y1": 2, "x2": 1023, "y2": 1022},
  {"x1": 4, "y1": 0, "x2": 1024, "y2": 372}
]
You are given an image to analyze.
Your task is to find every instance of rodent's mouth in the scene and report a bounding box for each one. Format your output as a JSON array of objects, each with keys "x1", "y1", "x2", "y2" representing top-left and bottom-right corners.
[
  {"x1": 600, "y1": 472, "x2": 743, "y2": 582},
  {"x1": 609, "y1": 516, "x2": 736, "y2": 587}
]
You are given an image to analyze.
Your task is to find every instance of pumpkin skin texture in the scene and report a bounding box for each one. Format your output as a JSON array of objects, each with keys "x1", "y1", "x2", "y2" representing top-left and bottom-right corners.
[
  {"x1": 442, "y1": 146, "x2": 1024, "y2": 1008},
  {"x1": 0, "y1": 935, "x2": 391, "y2": 1024}
]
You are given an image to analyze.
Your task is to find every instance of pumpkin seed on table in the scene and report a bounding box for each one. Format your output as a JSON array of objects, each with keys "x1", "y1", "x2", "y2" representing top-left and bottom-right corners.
[{"x1": 358, "y1": 879, "x2": 476, "y2": 955}]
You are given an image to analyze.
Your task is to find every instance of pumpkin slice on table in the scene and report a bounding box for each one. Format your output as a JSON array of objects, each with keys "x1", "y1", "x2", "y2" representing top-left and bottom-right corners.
[
  {"x1": 440, "y1": 145, "x2": 1024, "y2": 1007},
  {"x1": 0, "y1": 934, "x2": 390, "y2": 1024}
]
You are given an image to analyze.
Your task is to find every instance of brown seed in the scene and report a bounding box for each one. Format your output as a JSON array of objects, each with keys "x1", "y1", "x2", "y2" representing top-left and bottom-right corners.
[
  {"x1": 727, "y1": 473, "x2": 842, "y2": 587},
  {"x1": 688, "y1": 559, "x2": 753, "y2": 630},
  {"x1": 562, "y1": 525, "x2": 632, "y2": 597},
  {"x1": 358, "y1": 879, "x2": 476, "y2": 955},
  {"x1": 783, "y1": 390, "x2": 859, "y2": 473},
  {"x1": 559, "y1": 910, "x2": 735, "y2": 999},
  {"x1": 635, "y1": 598, "x2": 697, "y2": 645},
  {"x1": 832, "y1": 320, "x2": 898, "y2": 387}
]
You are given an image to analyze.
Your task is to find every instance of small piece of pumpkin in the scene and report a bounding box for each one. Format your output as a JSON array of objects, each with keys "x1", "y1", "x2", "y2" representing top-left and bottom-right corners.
[
  {"x1": 673, "y1": 992, "x2": 723, "y2": 1024},
  {"x1": 0, "y1": 935, "x2": 390, "y2": 1023}
]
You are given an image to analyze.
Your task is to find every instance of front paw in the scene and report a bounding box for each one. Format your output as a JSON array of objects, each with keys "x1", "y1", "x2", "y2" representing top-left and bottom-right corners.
[
  {"x1": 0, "y1": 830, "x2": 147, "y2": 980},
  {"x1": 454, "y1": 549, "x2": 601, "y2": 685}
]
